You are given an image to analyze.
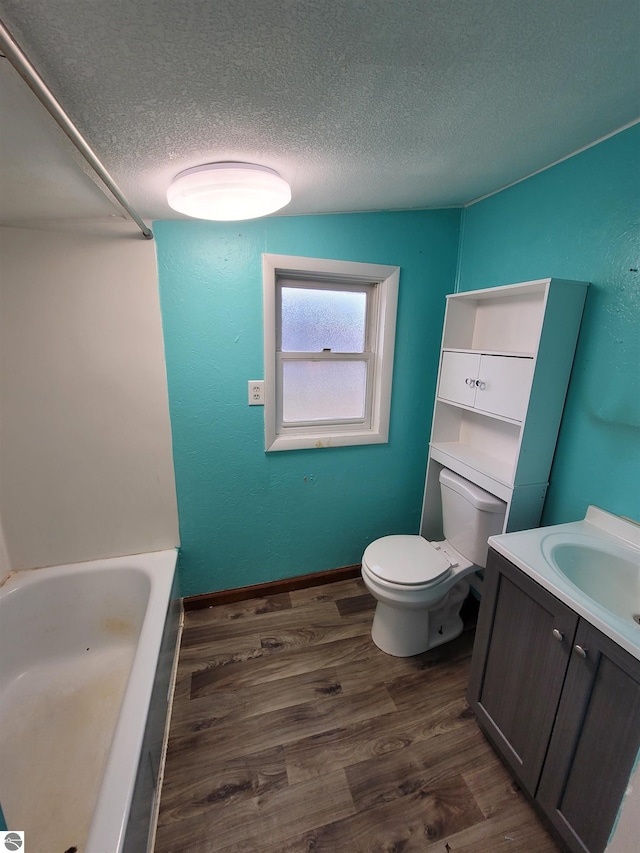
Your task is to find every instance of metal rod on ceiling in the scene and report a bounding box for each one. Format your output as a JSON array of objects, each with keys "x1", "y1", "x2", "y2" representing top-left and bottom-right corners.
[{"x1": 0, "y1": 18, "x2": 153, "y2": 240}]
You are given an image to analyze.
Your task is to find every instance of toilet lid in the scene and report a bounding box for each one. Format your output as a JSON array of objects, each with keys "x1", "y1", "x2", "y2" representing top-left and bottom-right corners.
[{"x1": 363, "y1": 535, "x2": 452, "y2": 586}]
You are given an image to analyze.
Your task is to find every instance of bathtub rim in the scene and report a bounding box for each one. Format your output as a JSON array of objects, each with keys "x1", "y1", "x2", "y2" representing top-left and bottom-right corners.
[
  {"x1": 1, "y1": 548, "x2": 178, "y2": 853},
  {"x1": 89, "y1": 549, "x2": 177, "y2": 853}
]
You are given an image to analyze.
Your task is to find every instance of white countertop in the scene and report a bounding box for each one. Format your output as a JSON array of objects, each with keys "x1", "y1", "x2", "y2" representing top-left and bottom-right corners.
[{"x1": 488, "y1": 506, "x2": 640, "y2": 661}]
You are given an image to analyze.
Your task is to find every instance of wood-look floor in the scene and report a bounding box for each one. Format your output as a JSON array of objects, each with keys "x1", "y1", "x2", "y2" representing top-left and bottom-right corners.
[{"x1": 155, "y1": 578, "x2": 560, "y2": 853}]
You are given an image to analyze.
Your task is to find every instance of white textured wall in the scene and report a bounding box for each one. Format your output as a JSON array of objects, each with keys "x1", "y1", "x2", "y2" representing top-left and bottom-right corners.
[{"x1": 0, "y1": 224, "x2": 179, "y2": 571}]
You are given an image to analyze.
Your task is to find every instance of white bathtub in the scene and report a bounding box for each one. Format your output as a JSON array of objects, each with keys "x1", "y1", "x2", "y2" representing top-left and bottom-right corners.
[{"x1": 0, "y1": 549, "x2": 179, "y2": 853}]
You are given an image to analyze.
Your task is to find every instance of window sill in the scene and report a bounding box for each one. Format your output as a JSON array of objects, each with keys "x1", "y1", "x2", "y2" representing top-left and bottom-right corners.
[{"x1": 266, "y1": 428, "x2": 389, "y2": 452}]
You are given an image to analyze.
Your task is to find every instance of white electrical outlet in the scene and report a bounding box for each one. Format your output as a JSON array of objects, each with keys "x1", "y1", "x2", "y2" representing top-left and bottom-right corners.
[{"x1": 248, "y1": 380, "x2": 265, "y2": 405}]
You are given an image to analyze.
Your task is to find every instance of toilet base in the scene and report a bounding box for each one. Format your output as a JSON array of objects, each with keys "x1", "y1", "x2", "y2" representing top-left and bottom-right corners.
[{"x1": 370, "y1": 580, "x2": 470, "y2": 657}]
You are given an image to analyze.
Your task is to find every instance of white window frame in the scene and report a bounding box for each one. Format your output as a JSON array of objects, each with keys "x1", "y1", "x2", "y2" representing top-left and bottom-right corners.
[{"x1": 263, "y1": 253, "x2": 400, "y2": 451}]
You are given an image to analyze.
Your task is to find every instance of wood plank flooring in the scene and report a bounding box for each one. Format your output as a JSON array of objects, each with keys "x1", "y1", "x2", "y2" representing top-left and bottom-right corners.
[{"x1": 155, "y1": 578, "x2": 561, "y2": 852}]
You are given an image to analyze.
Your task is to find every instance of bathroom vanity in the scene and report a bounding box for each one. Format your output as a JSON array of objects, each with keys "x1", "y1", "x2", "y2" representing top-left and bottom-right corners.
[{"x1": 467, "y1": 509, "x2": 640, "y2": 853}]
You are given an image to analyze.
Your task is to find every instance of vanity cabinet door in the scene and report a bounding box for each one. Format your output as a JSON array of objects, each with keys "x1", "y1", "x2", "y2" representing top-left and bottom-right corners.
[
  {"x1": 536, "y1": 621, "x2": 640, "y2": 853},
  {"x1": 467, "y1": 549, "x2": 578, "y2": 796}
]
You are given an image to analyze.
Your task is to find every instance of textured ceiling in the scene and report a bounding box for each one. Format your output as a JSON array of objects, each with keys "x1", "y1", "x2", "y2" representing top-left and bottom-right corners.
[{"x1": 0, "y1": 0, "x2": 638, "y2": 227}]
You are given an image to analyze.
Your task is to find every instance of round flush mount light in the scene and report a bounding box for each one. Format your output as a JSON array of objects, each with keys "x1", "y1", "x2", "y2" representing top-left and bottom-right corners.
[{"x1": 166, "y1": 162, "x2": 291, "y2": 221}]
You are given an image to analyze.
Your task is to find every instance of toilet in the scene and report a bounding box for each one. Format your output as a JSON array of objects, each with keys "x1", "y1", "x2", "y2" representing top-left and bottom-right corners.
[{"x1": 361, "y1": 468, "x2": 506, "y2": 657}]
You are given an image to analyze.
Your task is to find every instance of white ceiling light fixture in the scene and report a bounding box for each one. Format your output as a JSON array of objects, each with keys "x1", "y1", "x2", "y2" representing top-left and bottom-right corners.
[{"x1": 166, "y1": 162, "x2": 291, "y2": 221}]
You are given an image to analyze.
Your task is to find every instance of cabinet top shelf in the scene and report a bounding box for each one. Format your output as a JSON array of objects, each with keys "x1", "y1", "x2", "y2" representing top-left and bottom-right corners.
[
  {"x1": 445, "y1": 277, "x2": 588, "y2": 303},
  {"x1": 442, "y1": 286, "x2": 547, "y2": 354},
  {"x1": 446, "y1": 279, "x2": 550, "y2": 301},
  {"x1": 442, "y1": 347, "x2": 536, "y2": 359}
]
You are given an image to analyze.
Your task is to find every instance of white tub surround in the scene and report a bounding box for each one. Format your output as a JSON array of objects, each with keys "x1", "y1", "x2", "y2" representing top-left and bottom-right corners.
[{"x1": 0, "y1": 226, "x2": 179, "y2": 572}]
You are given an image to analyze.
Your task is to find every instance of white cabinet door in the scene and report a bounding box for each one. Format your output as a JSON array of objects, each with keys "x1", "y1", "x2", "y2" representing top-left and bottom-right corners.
[
  {"x1": 475, "y1": 356, "x2": 534, "y2": 421},
  {"x1": 438, "y1": 351, "x2": 480, "y2": 407},
  {"x1": 439, "y1": 352, "x2": 534, "y2": 421}
]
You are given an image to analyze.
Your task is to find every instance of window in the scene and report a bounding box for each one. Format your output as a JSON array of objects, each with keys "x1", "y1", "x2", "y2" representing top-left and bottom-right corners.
[{"x1": 263, "y1": 254, "x2": 400, "y2": 451}]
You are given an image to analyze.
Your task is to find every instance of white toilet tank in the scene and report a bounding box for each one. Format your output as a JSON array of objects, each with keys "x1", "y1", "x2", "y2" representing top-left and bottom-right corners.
[{"x1": 439, "y1": 468, "x2": 506, "y2": 567}]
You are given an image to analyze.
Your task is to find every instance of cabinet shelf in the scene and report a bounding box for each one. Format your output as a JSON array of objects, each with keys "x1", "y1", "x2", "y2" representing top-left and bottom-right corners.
[
  {"x1": 441, "y1": 283, "x2": 547, "y2": 353},
  {"x1": 436, "y1": 396, "x2": 523, "y2": 426},
  {"x1": 430, "y1": 401, "x2": 521, "y2": 493},
  {"x1": 442, "y1": 347, "x2": 536, "y2": 359},
  {"x1": 430, "y1": 442, "x2": 514, "y2": 495}
]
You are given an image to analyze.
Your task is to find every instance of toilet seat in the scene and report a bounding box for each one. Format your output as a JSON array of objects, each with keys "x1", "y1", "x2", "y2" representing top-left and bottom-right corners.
[{"x1": 362, "y1": 535, "x2": 452, "y2": 587}]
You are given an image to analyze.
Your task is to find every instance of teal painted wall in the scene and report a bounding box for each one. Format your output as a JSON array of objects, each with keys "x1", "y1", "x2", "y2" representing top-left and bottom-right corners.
[
  {"x1": 155, "y1": 210, "x2": 461, "y2": 596},
  {"x1": 156, "y1": 126, "x2": 639, "y2": 596},
  {"x1": 457, "y1": 124, "x2": 640, "y2": 525}
]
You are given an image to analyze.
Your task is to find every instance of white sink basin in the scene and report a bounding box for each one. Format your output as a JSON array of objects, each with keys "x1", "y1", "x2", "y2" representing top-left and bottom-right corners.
[
  {"x1": 488, "y1": 506, "x2": 640, "y2": 660},
  {"x1": 542, "y1": 533, "x2": 640, "y2": 625}
]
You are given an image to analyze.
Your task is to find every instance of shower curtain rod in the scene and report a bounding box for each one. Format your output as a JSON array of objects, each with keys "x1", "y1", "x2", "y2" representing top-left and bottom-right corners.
[{"x1": 0, "y1": 18, "x2": 153, "y2": 240}]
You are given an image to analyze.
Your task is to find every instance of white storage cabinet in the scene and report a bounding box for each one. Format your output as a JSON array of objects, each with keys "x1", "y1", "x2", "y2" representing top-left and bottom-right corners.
[{"x1": 421, "y1": 278, "x2": 588, "y2": 553}]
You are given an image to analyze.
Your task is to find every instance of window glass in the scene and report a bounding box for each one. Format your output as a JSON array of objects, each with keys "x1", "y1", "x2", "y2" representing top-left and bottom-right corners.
[
  {"x1": 282, "y1": 360, "x2": 367, "y2": 422},
  {"x1": 281, "y1": 287, "x2": 367, "y2": 353}
]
